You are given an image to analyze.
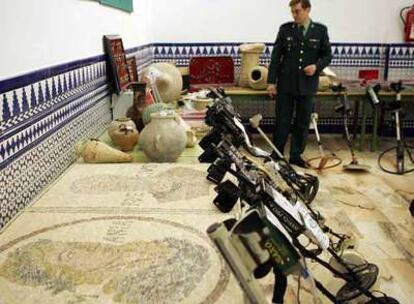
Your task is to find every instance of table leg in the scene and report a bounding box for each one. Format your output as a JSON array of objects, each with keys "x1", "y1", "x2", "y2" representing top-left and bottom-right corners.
[
  {"x1": 353, "y1": 99, "x2": 359, "y2": 141},
  {"x1": 371, "y1": 106, "x2": 379, "y2": 152},
  {"x1": 359, "y1": 98, "x2": 367, "y2": 151}
]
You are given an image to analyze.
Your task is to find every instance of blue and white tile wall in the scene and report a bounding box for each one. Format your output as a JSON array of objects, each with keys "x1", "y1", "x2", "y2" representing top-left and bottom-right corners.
[
  {"x1": 330, "y1": 43, "x2": 387, "y2": 80},
  {"x1": 0, "y1": 44, "x2": 153, "y2": 229},
  {"x1": 152, "y1": 42, "x2": 414, "y2": 131},
  {"x1": 152, "y1": 42, "x2": 414, "y2": 81},
  {"x1": 127, "y1": 44, "x2": 154, "y2": 76},
  {"x1": 387, "y1": 44, "x2": 414, "y2": 81}
]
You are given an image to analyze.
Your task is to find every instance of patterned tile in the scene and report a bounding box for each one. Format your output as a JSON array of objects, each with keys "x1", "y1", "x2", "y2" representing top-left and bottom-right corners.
[
  {"x1": 387, "y1": 44, "x2": 414, "y2": 81},
  {"x1": 0, "y1": 100, "x2": 111, "y2": 229},
  {"x1": 0, "y1": 63, "x2": 106, "y2": 125},
  {"x1": 151, "y1": 42, "x2": 414, "y2": 82},
  {"x1": 0, "y1": 44, "x2": 153, "y2": 229}
]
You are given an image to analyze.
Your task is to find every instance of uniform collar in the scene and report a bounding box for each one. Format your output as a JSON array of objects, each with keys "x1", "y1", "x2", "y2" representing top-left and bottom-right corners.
[{"x1": 302, "y1": 18, "x2": 311, "y2": 33}]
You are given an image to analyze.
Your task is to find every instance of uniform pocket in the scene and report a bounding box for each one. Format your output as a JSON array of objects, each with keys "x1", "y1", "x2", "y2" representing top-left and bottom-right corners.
[{"x1": 308, "y1": 38, "x2": 320, "y2": 49}]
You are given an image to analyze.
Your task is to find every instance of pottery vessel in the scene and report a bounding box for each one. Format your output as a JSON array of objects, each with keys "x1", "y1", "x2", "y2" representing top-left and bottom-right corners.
[
  {"x1": 108, "y1": 118, "x2": 137, "y2": 139},
  {"x1": 126, "y1": 82, "x2": 147, "y2": 131},
  {"x1": 192, "y1": 97, "x2": 212, "y2": 111},
  {"x1": 143, "y1": 62, "x2": 183, "y2": 103},
  {"x1": 238, "y1": 43, "x2": 265, "y2": 87},
  {"x1": 76, "y1": 139, "x2": 132, "y2": 163},
  {"x1": 186, "y1": 130, "x2": 197, "y2": 148},
  {"x1": 111, "y1": 124, "x2": 139, "y2": 151},
  {"x1": 248, "y1": 66, "x2": 268, "y2": 90},
  {"x1": 142, "y1": 103, "x2": 169, "y2": 125},
  {"x1": 138, "y1": 112, "x2": 187, "y2": 162},
  {"x1": 318, "y1": 76, "x2": 332, "y2": 91}
]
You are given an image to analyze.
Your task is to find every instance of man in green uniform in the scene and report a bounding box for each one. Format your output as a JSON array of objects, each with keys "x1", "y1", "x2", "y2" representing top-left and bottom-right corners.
[{"x1": 267, "y1": 0, "x2": 332, "y2": 168}]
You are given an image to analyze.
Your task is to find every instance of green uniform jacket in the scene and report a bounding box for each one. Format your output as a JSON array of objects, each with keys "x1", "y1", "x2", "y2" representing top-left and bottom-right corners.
[{"x1": 267, "y1": 21, "x2": 332, "y2": 95}]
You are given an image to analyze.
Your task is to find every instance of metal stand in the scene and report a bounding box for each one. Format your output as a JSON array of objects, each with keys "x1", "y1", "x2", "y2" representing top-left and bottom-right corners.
[
  {"x1": 378, "y1": 107, "x2": 414, "y2": 175},
  {"x1": 378, "y1": 82, "x2": 414, "y2": 175},
  {"x1": 333, "y1": 85, "x2": 370, "y2": 172}
]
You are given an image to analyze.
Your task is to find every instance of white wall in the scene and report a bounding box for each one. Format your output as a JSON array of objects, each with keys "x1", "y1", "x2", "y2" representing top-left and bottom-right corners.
[
  {"x1": 1, "y1": 0, "x2": 413, "y2": 81},
  {"x1": 0, "y1": 0, "x2": 151, "y2": 81},
  {"x1": 150, "y1": 0, "x2": 414, "y2": 43}
]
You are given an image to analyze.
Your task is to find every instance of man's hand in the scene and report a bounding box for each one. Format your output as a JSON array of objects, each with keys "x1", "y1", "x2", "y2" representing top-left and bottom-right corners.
[
  {"x1": 267, "y1": 84, "x2": 277, "y2": 97},
  {"x1": 303, "y1": 64, "x2": 317, "y2": 76}
]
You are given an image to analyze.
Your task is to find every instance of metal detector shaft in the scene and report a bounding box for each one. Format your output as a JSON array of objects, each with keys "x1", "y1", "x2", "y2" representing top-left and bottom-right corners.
[
  {"x1": 343, "y1": 115, "x2": 357, "y2": 162},
  {"x1": 249, "y1": 114, "x2": 284, "y2": 159},
  {"x1": 395, "y1": 110, "x2": 405, "y2": 173},
  {"x1": 258, "y1": 127, "x2": 283, "y2": 158},
  {"x1": 311, "y1": 113, "x2": 325, "y2": 157},
  {"x1": 341, "y1": 93, "x2": 358, "y2": 163}
]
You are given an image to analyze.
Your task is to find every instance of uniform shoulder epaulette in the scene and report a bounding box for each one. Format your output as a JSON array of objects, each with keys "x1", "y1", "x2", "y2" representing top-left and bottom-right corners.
[
  {"x1": 280, "y1": 22, "x2": 295, "y2": 29},
  {"x1": 311, "y1": 22, "x2": 328, "y2": 30}
]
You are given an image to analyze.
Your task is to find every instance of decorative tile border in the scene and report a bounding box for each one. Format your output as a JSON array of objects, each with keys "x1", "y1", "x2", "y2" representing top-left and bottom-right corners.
[
  {"x1": 0, "y1": 81, "x2": 109, "y2": 169},
  {"x1": 387, "y1": 44, "x2": 414, "y2": 81},
  {"x1": 0, "y1": 44, "x2": 153, "y2": 229},
  {"x1": 152, "y1": 42, "x2": 414, "y2": 81},
  {"x1": 0, "y1": 100, "x2": 111, "y2": 229}
]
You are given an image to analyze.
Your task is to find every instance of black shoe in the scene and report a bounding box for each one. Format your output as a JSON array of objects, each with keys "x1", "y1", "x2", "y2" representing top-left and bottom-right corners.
[{"x1": 289, "y1": 157, "x2": 309, "y2": 169}]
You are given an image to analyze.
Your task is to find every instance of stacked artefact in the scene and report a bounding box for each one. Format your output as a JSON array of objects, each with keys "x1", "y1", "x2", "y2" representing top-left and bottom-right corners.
[{"x1": 238, "y1": 43, "x2": 269, "y2": 90}]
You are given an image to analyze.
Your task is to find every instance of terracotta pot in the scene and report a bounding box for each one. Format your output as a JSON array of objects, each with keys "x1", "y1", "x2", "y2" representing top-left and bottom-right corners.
[
  {"x1": 111, "y1": 124, "x2": 139, "y2": 151},
  {"x1": 248, "y1": 66, "x2": 268, "y2": 90},
  {"x1": 76, "y1": 139, "x2": 132, "y2": 163},
  {"x1": 138, "y1": 112, "x2": 187, "y2": 162},
  {"x1": 108, "y1": 118, "x2": 137, "y2": 139}
]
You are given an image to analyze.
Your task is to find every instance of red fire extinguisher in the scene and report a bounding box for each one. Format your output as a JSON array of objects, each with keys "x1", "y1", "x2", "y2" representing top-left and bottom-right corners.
[{"x1": 401, "y1": 5, "x2": 414, "y2": 42}]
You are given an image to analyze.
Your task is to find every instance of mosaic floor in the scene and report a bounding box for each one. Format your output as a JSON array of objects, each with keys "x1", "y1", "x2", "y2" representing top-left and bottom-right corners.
[{"x1": 0, "y1": 135, "x2": 413, "y2": 304}]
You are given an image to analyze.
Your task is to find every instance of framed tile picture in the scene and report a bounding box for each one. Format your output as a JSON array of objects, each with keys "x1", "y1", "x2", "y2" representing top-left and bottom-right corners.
[
  {"x1": 103, "y1": 35, "x2": 131, "y2": 94},
  {"x1": 126, "y1": 57, "x2": 139, "y2": 83}
]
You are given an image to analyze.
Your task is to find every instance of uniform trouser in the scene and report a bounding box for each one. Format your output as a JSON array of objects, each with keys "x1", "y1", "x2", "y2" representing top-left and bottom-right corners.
[{"x1": 273, "y1": 93, "x2": 314, "y2": 159}]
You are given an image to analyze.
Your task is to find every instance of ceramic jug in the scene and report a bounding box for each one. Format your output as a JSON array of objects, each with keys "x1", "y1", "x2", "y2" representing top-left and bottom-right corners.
[
  {"x1": 138, "y1": 111, "x2": 187, "y2": 162},
  {"x1": 111, "y1": 124, "x2": 139, "y2": 151},
  {"x1": 108, "y1": 118, "x2": 137, "y2": 139}
]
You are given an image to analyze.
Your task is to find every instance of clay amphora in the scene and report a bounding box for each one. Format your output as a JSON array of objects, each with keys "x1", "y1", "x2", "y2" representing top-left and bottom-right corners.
[{"x1": 138, "y1": 111, "x2": 186, "y2": 162}]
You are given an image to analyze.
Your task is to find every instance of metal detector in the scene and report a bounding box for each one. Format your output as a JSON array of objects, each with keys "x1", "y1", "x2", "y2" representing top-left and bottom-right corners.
[
  {"x1": 306, "y1": 112, "x2": 342, "y2": 171},
  {"x1": 377, "y1": 81, "x2": 414, "y2": 175},
  {"x1": 333, "y1": 84, "x2": 371, "y2": 172}
]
